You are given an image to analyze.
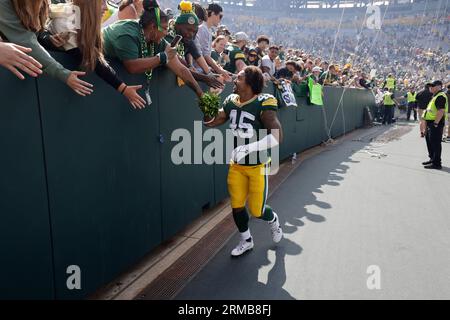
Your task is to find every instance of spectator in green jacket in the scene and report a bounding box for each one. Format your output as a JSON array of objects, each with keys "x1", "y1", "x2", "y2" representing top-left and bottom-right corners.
[{"x1": 224, "y1": 32, "x2": 248, "y2": 74}]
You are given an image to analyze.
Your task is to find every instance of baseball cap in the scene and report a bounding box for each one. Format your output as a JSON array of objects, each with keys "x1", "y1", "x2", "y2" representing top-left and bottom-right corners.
[
  {"x1": 430, "y1": 80, "x2": 443, "y2": 87},
  {"x1": 233, "y1": 32, "x2": 249, "y2": 42},
  {"x1": 312, "y1": 66, "x2": 322, "y2": 72}
]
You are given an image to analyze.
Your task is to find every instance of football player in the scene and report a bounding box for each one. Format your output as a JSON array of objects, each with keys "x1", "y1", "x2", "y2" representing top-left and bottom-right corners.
[{"x1": 203, "y1": 66, "x2": 284, "y2": 256}]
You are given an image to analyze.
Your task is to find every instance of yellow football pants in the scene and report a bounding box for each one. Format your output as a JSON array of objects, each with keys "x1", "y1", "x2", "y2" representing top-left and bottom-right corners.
[{"x1": 227, "y1": 162, "x2": 270, "y2": 218}]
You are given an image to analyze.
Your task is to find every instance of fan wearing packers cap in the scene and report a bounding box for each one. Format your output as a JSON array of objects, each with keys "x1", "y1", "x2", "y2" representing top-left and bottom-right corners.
[
  {"x1": 203, "y1": 66, "x2": 284, "y2": 257},
  {"x1": 165, "y1": 1, "x2": 223, "y2": 89}
]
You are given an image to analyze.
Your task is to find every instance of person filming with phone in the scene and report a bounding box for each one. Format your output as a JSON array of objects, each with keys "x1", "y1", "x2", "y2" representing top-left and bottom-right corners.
[
  {"x1": 102, "y1": 0, "x2": 204, "y2": 99},
  {"x1": 165, "y1": 1, "x2": 223, "y2": 90}
]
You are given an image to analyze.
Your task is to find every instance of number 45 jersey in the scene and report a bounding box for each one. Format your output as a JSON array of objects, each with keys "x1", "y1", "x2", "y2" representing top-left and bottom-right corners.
[{"x1": 222, "y1": 93, "x2": 279, "y2": 166}]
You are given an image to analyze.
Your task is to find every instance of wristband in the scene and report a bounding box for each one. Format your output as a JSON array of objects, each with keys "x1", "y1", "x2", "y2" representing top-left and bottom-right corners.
[
  {"x1": 121, "y1": 85, "x2": 128, "y2": 95},
  {"x1": 158, "y1": 52, "x2": 168, "y2": 65},
  {"x1": 203, "y1": 116, "x2": 216, "y2": 125}
]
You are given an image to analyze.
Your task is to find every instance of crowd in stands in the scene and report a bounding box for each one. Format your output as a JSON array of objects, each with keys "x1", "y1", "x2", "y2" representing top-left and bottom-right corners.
[
  {"x1": 0, "y1": 0, "x2": 449, "y2": 106},
  {"x1": 121, "y1": 1, "x2": 449, "y2": 96},
  {"x1": 218, "y1": 8, "x2": 449, "y2": 91}
]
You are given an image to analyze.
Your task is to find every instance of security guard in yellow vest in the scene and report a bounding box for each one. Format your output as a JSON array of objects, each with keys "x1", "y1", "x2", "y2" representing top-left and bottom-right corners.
[
  {"x1": 383, "y1": 74, "x2": 396, "y2": 92},
  {"x1": 405, "y1": 89, "x2": 417, "y2": 121},
  {"x1": 422, "y1": 80, "x2": 448, "y2": 170},
  {"x1": 382, "y1": 88, "x2": 396, "y2": 125}
]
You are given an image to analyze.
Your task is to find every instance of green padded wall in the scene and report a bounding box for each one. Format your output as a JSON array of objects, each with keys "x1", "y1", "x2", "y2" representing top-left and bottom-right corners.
[
  {"x1": 157, "y1": 70, "x2": 215, "y2": 240},
  {"x1": 0, "y1": 70, "x2": 55, "y2": 299},
  {"x1": 36, "y1": 55, "x2": 162, "y2": 299}
]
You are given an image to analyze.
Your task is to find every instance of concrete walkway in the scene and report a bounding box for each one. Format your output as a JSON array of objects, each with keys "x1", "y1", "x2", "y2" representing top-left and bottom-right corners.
[{"x1": 175, "y1": 122, "x2": 450, "y2": 300}]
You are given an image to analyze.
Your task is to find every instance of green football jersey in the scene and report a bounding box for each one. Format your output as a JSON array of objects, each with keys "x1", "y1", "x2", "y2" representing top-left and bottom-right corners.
[
  {"x1": 224, "y1": 45, "x2": 247, "y2": 74},
  {"x1": 222, "y1": 93, "x2": 279, "y2": 165}
]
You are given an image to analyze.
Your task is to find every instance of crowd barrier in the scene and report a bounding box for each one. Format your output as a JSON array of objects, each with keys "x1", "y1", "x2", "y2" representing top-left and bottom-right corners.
[{"x1": 0, "y1": 53, "x2": 376, "y2": 299}]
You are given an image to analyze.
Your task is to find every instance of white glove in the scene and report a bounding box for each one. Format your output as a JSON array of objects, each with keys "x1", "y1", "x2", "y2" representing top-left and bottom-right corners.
[
  {"x1": 230, "y1": 134, "x2": 279, "y2": 164},
  {"x1": 230, "y1": 145, "x2": 251, "y2": 163}
]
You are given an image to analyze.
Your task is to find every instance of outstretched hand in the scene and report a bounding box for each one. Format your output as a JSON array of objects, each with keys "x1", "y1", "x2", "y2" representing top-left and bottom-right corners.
[
  {"x1": 66, "y1": 71, "x2": 94, "y2": 96},
  {"x1": 123, "y1": 85, "x2": 146, "y2": 109},
  {"x1": 0, "y1": 42, "x2": 42, "y2": 79}
]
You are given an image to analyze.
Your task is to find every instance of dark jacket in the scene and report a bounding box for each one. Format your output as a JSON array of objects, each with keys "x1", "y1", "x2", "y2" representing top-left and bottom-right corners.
[{"x1": 415, "y1": 87, "x2": 433, "y2": 110}]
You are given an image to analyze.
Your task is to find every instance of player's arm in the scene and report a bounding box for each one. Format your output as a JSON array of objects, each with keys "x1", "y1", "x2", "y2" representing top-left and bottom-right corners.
[
  {"x1": 230, "y1": 109, "x2": 283, "y2": 163},
  {"x1": 203, "y1": 109, "x2": 228, "y2": 127},
  {"x1": 261, "y1": 110, "x2": 284, "y2": 144}
]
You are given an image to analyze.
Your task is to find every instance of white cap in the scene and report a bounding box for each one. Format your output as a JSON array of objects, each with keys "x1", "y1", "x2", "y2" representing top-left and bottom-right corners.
[
  {"x1": 234, "y1": 32, "x2": 249, "y2": 42},
  {"x1": 312, "y1": 66, "x2": 322, "y2": 72}
]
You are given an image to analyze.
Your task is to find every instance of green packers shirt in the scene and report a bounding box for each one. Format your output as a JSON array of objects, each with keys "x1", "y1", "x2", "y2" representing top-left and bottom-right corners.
[
  {"x1": 224, "y1": 45, "x2": 247, "y2": 74},
  {"x1": 222, "y1": 93, "x2": 278, "y2": 165},
  {"x1": 103, "y1": 20, "x2": 168, "y2": 61}
]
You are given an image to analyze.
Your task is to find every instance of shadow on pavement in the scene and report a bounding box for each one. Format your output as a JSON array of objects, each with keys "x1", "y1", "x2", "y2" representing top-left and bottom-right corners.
[{"x1": 175, "y1": 125, "x2": 394, "y2": 300}]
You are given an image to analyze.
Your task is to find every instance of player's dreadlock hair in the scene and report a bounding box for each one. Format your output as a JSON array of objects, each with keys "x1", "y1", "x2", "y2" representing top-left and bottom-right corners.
[{"x1": 244, "y1": 66, "x2": 264, "y2": 95}]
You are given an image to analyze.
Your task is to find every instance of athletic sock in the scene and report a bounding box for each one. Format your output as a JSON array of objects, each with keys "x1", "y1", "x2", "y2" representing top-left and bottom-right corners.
[
  {"x1": 240, "y1": 229, "x2": 252, "y2": 242},
  {"x1": 233, "y1": 208, "x2": 250, "y2": 233},
  {"x1": 260, "y1": 205, "x2": 275, "y2": 222}
]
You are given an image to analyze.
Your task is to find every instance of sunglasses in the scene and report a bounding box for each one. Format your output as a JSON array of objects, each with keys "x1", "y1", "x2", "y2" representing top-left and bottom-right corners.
[{"x1": 249, "y1": 54, "x2": 258, "y2": 57}]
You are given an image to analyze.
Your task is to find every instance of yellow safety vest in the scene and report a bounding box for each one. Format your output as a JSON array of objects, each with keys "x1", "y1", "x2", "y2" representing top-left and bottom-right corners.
[
  {"x1": 407, "y1": 92, "x2": 417, "y2": 103},
  {"x1": 384, "y1": 93, "x2": 395, "y2": 106},
  {"x1": 385, "y1": 78, "x2": 396, "y2": 89},
  {"x1": 308, "y1": 77, "x2": 323, "y2": 106},
  {"x1": 424, "y1": 92, "x2": 449, "y2": 121}
]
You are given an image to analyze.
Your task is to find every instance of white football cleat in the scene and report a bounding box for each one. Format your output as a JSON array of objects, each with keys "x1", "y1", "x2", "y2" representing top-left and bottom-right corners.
[
  {"x1": 269, "y1": 213, "x2": 283, "y2": 243},
  {"x1": 231, "y1": 238, "x2": 254, "y2": 257}
]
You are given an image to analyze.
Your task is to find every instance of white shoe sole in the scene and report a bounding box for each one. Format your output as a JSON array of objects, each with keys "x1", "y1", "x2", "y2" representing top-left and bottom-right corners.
[{"x1": 231, "y1": 243, "x2": 254, "y2": 257}]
